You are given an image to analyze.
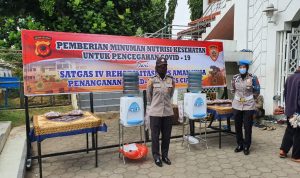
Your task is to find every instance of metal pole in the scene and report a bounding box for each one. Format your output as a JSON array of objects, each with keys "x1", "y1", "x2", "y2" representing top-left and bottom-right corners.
[
  {"x1": 118, "y1": 122, "x2": 121, "y2": 158},
  {"x1": 89, "y1": 92, "x2": 95, "y2": 148},
  {"x1": 143, "y1": 90, "x2": 149, "y2": 141},
  {"x1": 90, "y1": 92, "x2": 94, "y2": 113},
  {"x1": 25, "y1": 96, "x2": 32, "y2": 169},
  {"x1": 219, "y1": 118, "x2": 222, "y2": 149},
  {"x1": 19, "y1": 81, "x2": 24, "y2": 108},
  {"x1": 4, "y1": 89, "x2": 8, "y2": 108},
  {"x1": 189, "y1": 120, "x2": 195, "y2": 136},
  {"x1": 37, "y1": 141, "x2": 42, "y2": 178},
  {"x1": 221, "y1": 86, "x2": 228, "y2": 99},
  {"x1": 50, "y1": 96, "x2": 54, "y2": 106},
  {"x1": 95, "y1": 131, "x2": 98, "y2": 167},
  {"x1": 86, "y1": 133, "x2": 89, "y2": 154}
]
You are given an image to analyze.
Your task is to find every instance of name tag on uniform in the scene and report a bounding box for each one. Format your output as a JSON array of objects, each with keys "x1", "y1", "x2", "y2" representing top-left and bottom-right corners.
[
  {"x1": 166, "y1": 83, "x2": 172, "y2": 87},
  {"x1": 166, "y1": 78, "x2": 172, "y2": 87},
  {"x1": 153, "y1": 83, "x2": 161, "y2": 88}
]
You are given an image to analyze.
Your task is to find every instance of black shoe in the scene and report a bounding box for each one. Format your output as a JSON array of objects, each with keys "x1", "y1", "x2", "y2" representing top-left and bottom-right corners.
[
  {"x1": 154, "y1": 158, "x2": 162, "y2": 167},
  {"x1": 244, "y1": 147, "x2": 250, "y2": 155},
  {"x1": 162, "y1": 157, "x2": 171, "y2": 165},
  {"x1": 234, "y1": 145, "x2": 244, "y2": 153}
]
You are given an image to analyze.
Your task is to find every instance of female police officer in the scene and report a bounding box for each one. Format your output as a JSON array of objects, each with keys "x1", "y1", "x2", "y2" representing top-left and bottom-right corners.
[
  {"x1": 146, "y1": 57, "x2": 175, "y2": 167},
  {"x1": 231, "y1": 59, "x2": 260, "y2": 155}
]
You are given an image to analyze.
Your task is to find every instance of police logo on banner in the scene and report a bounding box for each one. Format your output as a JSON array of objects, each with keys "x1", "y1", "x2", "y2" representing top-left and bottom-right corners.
[
  {"x1": 208, "y1": 45, "x2": 219, "y2": 61},
  {"x1": 34, "y1": 36, "x2": 52, "y2": 57}
]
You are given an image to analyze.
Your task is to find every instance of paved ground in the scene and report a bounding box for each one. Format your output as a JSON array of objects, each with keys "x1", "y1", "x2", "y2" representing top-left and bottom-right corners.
[{"x1": 26, "y1": 119, "x2": 300, "y2": 178}]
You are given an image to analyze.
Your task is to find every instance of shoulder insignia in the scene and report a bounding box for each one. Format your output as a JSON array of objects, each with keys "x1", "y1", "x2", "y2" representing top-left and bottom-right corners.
[{"x1": 166, "y1": 74, "x2": 174, "y2": 78}]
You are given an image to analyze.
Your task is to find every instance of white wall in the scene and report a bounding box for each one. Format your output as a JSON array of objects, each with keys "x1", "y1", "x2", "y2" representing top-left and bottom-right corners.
[
  {"x1": 246, "y1": 0, "x2": 268, "y2": 113},
  {"x1": 234, "y1": 0, "x2": 249, "y2": 50},
  {"x1": 203, "y1": 0, "x2": 209, "y2": 14}
]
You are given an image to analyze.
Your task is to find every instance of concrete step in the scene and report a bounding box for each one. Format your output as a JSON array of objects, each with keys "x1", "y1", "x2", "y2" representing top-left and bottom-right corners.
[
  {"x1": 79, "y1": 98, "x2": 120, "y2": 107},
  {"x1": 77, "y1": 92, "x2": 144, "y2": 112},
  {"x1": 78, "y1": 92, "x2": 123, "y2": 100},
  {"x1": 0, "y1": 121, "x2": 11, "y2": 154},
  {"x1": 0, "y1": 125, "x2": 27, "y2": 178},
  {"x1": 81, "y1": 104, "x2": 120, "y2": 112}
]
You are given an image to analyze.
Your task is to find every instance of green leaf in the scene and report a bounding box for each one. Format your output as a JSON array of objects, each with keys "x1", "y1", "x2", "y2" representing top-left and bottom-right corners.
[
  {"x1": 151, "y1": 0, "x2": 161, "y2": 5},
  {"x1": 118, "y1": 15, "x2": 125, "y2": 20},
  {"x1": 188, "y1": 0, "x2": 203, "y2": 21},
  {"x1": 74, "y1": 0, "x2": 81, "y2": 6},
  {"x1": 106, "y1": 1, "x2": 114, "y2": 8},
  {"x1": 125, "y1": 8, "x2": 131, "y2": 14},
  {"x1": 8, "y1": 18, "x2": 14, "y2": 23},
  {"x1": 100, "y1": 22, "x2": 106, "y2": 28},
  {"x1": 93, "y1": 23, "x2": 98, "y2": 29},
  {"x1": 135, "y1": 27, "x2": 143, "y2": 36}
]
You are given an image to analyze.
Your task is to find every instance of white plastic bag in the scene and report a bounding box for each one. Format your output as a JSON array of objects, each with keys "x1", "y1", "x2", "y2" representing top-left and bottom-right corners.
[
  {"x1": 123, "y1": 143, "x2": 138, "y2": 152},
  {"x1": 289, "y1": 113, "x2": 300, "y2": 128},
  {"x1": 178, "y1": 100, "x2": 184, "y2": 123}
]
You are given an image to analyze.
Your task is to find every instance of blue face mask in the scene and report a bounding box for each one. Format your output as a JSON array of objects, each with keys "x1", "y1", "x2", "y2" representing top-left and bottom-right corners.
[{"x1": 239, "y1": 68, "x2": 247, "y2": 74}]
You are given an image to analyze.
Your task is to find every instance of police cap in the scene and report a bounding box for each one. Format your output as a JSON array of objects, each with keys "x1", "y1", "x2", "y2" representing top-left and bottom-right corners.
[
  {"x1": 156, "y1": 57, "x2": 168, "y2": 66},
  {"x1": 239, "y1": 59, "x2": 251, "y2": 66}
]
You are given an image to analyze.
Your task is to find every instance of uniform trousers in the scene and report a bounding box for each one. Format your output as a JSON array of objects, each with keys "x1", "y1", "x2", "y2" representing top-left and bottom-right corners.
[
  {"x1": 232, "y1": 109, "x2": 254, "y2": 148},
  {"x1": 150, "y1": 116, "x2": 173, "y2": 159}
]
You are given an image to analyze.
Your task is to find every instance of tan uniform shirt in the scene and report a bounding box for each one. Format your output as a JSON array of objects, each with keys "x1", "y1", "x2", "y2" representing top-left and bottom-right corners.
[
  {"x1": 231, "y1": 73, "x2": 259, "y2": 111},
  {"x1": 146, "y1": 74, "x2": 175, "y2": 117}
]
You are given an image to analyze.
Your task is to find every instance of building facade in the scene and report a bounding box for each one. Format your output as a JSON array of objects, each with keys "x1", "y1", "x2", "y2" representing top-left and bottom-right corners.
[{"x1": 175, "y1": 0, "x2": 300, "y2": 115}]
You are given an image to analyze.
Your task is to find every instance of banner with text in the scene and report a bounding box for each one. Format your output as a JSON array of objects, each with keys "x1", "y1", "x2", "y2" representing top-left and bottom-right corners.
[{"x1": 22, "y1": 30, "x2": 226, "y2": 96}]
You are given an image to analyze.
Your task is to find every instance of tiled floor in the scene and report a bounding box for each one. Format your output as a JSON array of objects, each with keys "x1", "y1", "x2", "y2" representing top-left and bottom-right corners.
[{"x1": 26, "y1": 119, "x2": 300, "y2": 178}]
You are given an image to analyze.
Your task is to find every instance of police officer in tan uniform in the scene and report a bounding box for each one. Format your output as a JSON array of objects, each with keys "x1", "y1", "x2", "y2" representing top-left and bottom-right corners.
[
  {"x1": 147, "y1": 57, "x2": 175, "y2": 167},
  {"x1": 231, "y1": 59, "x2": 260, "y2": 155}
]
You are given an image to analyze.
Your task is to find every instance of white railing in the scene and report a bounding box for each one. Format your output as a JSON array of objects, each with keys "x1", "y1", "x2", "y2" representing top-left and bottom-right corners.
[
  {"x1": 141, "y1": 24, "x2": 201, "y2": 40},
  {"x1": 247, "y1": 0, "x2": 267, "y2": 99},
  {"x1": 142, "y1": 0, "x2": 231, "y2": 40},
  {"x1": 276, "y1": 31, "x2": 288, "y2": 106},
  {"x1": 248, "y1": 0, "x2": 266, "y2": 54},
  {"x1": 202, "y1": 0, "x2": 228, "y2": 17}
]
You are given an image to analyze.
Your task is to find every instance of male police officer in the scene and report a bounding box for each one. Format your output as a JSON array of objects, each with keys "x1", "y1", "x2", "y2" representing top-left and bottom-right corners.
[
  {"x1": 147, "y1": 57, "x2": 175, "y2": 167},
  {"x1": 231, "y1": 59, "x2": 260, "y2": 155}
]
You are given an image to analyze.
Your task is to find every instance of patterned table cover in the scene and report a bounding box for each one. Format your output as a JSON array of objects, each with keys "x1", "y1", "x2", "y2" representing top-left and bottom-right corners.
[
  {"x1": 31, "y1": 111, "x2": 107, "y2": 142},
  {"x1": 207, "y1": 105, "x2": 233, "y2": 120}
]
